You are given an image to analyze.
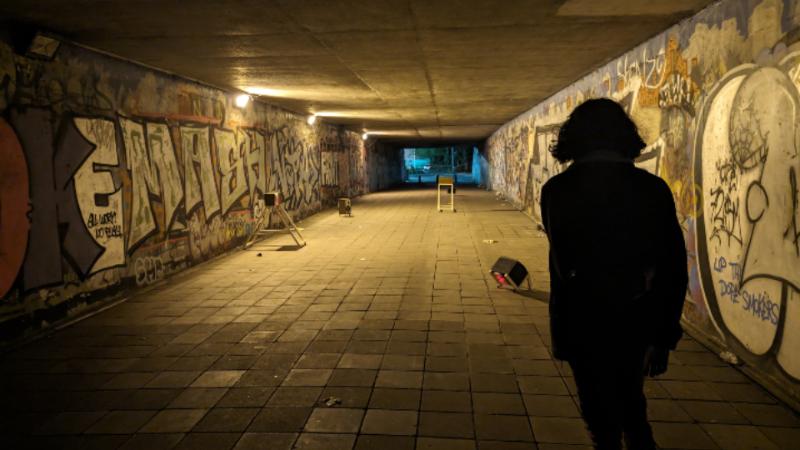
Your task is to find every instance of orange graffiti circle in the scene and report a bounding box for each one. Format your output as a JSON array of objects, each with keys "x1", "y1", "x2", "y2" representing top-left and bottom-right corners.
[{"x1": 0, "y1": 118, "x2": 29, "y2": 298}]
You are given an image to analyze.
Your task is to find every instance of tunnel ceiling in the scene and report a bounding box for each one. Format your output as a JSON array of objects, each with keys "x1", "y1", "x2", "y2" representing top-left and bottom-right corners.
[{"x1": 1, "y1": 0, "x2": 715, "y2": 140}]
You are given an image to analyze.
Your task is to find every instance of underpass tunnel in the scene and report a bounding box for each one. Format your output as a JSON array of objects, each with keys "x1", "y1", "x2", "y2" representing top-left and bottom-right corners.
[{"x1": 0, "y1": 1, "x2": 799, "y2": 448}]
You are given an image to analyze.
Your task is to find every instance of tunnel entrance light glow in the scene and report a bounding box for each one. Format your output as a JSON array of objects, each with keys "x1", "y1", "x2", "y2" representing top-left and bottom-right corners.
[{"x1": 235, "y1": 94, "x2": 250, "y2": 108}]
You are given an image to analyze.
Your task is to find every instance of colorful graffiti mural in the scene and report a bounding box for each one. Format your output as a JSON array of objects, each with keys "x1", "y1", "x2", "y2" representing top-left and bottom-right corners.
[
  {"x1": 487, "y1": 0, "x2": 800, "y2": 397},
  {"x1": 0, "y1": 38, "x2": 396, "y2": 331},
  {"x1": 696, "y1": 50, "x2": 800, "y2": 381}
]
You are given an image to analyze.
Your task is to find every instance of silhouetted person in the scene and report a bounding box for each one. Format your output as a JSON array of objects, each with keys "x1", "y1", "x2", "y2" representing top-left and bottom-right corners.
[{"x1": 540, "y1": 98, "x2": 688, "y2": 450}]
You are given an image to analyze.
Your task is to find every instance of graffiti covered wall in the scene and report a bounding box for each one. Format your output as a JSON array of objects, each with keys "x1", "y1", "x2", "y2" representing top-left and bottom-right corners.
[
  {"x1": 0, "y1": 39, "x2": 392, "y2": 334},
  {"x1": 487, "y1": 0, "x2": 800, "y2": 401},
  {"x1": 319, "y1": 126, "x2": 370, "y2": 205}
]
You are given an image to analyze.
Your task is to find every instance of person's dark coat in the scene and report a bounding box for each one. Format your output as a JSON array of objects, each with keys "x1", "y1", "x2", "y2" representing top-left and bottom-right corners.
[{"x1": 541, "y1": 158, "x2": 688, "y2": 360}]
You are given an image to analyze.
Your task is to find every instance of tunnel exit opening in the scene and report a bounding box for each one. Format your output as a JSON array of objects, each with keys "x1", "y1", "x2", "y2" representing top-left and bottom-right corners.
[{"x1": 402, "y1": 145, "x2": 482, "y2": 186}]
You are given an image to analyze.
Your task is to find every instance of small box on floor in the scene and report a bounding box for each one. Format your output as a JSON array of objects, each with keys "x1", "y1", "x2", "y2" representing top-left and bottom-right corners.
[
  {"x1": 491, "y1": 257, "x2": 530, "y2": 290},
  {"x1": 338, "y1": 198, "x2": 352, "y2": 216}
]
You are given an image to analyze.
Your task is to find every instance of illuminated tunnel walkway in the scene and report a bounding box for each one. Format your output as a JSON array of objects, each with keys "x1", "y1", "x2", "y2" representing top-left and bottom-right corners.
[{"x1": 1, "y1": 188, "x2": 797, "y2": 450}]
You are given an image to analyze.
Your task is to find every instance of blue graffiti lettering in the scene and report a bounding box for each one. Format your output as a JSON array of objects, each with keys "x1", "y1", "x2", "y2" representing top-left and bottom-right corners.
[
  {"x1": 742, "y1": 290, "x2": 779, "y2": 325},
  {"x1": 718, "y1": 279, "x2": 740, "y2": 303},
  {"x1": 729, "y1": 261, "x2": 742, "y2": 280}
]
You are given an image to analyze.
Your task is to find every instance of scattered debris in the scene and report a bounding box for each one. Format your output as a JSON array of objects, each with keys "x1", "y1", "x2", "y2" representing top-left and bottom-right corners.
[
  {"x1": 482, "y1": 239, "x2": 498, "y2": 244},
  {"x1": 322, "y1": 396, "x2": 342, "y2": 407},
  {"x1": 257, "y1": 253, "x2": 262, "y2": 257},
  {"x1": 720, "y1": 350, "x2": 740, "y2": 365}
]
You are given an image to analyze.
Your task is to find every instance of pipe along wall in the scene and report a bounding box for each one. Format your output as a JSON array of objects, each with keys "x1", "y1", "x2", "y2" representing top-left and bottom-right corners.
[
  {"x1": 487, "y1": 0, "x2": 800, "y2": 406},
  {"x1": 0, "y1": 39, "x2": 401, "y2": 339}
]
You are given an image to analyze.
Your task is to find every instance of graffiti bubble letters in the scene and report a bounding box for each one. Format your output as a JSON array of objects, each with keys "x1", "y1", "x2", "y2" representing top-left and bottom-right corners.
[
  {"x1": 241, "y1": 129, "x2": 266, "y2": 205},
  {"x1": 121, "y1": 118, "x2": 186, "y2": 251},
  {"x1": 697, "y1": 61, "x2": 800, "y2": 372},
  {"x1": 214, "y1": 128, "x2": 248, "y2": 215},
  {"x1": 181, "y1": 125, "x2": 220, "y2": 219},
  {"x1": 73, "y1": 117, "x2": 125, "y2": 274},
  {"x1": 147, "y1": 122, "x2": 184, "y2": 232}
]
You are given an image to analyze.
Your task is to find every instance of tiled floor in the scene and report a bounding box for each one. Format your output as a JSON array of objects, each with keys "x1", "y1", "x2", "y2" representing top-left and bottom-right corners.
[{"x1": 1, "y1": 187, "x2": 798, "y2": 450}]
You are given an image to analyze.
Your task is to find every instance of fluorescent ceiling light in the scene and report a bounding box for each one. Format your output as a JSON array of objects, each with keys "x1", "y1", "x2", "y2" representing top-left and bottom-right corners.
[
  {"x1": 235, "y1": 94, "x2": 250, "y2": 108},
  {"x1": 242, "y1": 86, "x2": 287, "y2": 97}
]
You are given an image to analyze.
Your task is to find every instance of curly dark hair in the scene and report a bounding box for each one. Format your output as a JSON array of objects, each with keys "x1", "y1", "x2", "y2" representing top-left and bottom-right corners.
[{"x1": 550, "y1": 98, "x2": 646, "y2": 163}]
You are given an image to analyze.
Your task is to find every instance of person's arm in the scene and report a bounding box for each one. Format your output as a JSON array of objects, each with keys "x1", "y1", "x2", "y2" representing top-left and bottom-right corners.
[
  {"x1": 542, "y1": 183, "x2": 571, "y2": 361},
  {"x1": 652, "y1": 181, "x2": 689, "y2": 350}
]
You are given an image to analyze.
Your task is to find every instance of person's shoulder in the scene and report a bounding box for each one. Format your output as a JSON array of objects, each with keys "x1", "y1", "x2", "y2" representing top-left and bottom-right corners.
[
  {"x1": 542, "y1": 168, "x2": 572, "y2": 191},
  {"x1": 632, "y1": 167, "x2": 673, "y2": 198}
]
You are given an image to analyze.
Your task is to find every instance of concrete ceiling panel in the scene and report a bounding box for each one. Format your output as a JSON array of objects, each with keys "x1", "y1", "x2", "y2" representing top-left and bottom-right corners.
[
  {"x1": 80, "y1": 34, "x2": 329, "y2": 60},
  {"x1": 410, "y1": 0, "x2": 555, "y2": 28},
  {"x1": 276, "y1": 0, "x2": 414, "y2": 32},
  {"x1": 1, "y1": 0, "x2": 717, "y2": 141}
]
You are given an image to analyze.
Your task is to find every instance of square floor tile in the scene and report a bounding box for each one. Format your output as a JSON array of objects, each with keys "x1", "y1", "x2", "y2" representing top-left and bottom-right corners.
[
  {"x1": 701, "y1": 424, "x2": 779, "y2": 450},
  {"x1": 474, "y1": 414, "x2": 533, "y2": 442},
  {"x1": 370, "y1": 388, "x2": 421, "y2": 410},
  {"x1": 416, "y1": 437, "x2": 475, "y2": 450},
  {"x1": 86, "y1": 410, "x2": 156, "y2": 434},
  {"x1": 652, "y1": 422, "x2": 718, "y2": 449},
  {"x1": 421, "y1": 390, "x2": 472, "y2": 412},
  {"x1": 473, "y1": 393, "x2": 526, "y2": 415},
  {"x1": 355, "y1": 435, "x2": 415, "y2": 450},
  {"x1": 174, "y1": 432, "x2": 240, "y2": 450},
  {"x1": 522, "y1": 395, "x2": 579, "y2": 418},
  {"x1": 304, "y1": 407, "x2": 364, "y2": 433},
  {"x1": 376, "y1": 370, "x2": 423, "y2": 389},
  {"x1": 168, "y1": 388, "x2": 228, "y2": 408},
  {"x1": 191, "y1": 370, "x2": 245, "y2": 388},
  {"x1": 530, "y1": 417, "x2": 592, "y2": 444},
  {"x1": 338, "y1": 354, "x2": 383, "y2": 369},
  {"x1": 140, "y1": 409, "x2": 207, "y2": 433},
  {"x1": 419, "y1": 412, "x2": 474, "y2": 438},
  {"x1": 268, "y1": 387, "x2": 322, "y2": 407},
  {"x1": 233, "y1": 432, "x2": 297, "y2": 450},
  {"x1": 361, "y1": 409, "x2": 418, "y2": 435},
  {"x1": 294, "y1": 433, "x2": 356, "y2": 450},
  {"x1": 248, "y1": 407, "x2": 311, "y2": 432},
  {"x1": 217, "y1": 387, "x2": 275, "y2": 407},
  {"x1": 193, "y1": 407, "x2": 259, "y2": 432}
]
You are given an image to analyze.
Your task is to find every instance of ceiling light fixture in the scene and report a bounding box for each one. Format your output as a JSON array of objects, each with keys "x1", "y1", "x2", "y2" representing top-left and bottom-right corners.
[
  {"x1": 235, "y1": 94, "x2": 251, "y2": 108},
  {"x1": 307, "y1": 114, "x2": 317, "y2": 125},
  {"x1": 27, "y1": 33, "x2": 60, "y2": 60},
  {"x1": 362, "y1": 132, "x2": 369, "y2": 141},
  {"x1": 243, "y1": 86, "x2": 287, "y2": 97}
]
